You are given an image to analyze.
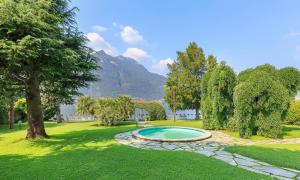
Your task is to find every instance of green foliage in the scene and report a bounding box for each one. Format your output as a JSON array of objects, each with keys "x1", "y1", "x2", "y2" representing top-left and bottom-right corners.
[
  {"x1": 277, "y1": 67, "x2": 300, "y2": 97},
  {"x1": 201, "y1": 62, "x2": 236, "y2": 130},
  {"x1": 0, "y1": 0, "x2": 98, "y2": 137},
  {"x1": 225, "y1": 117, "x2": 239, "y2": 132},
  {"x1": 76, "y1": 96, "x2": 95, "y2": 116},
  {"x1": 14, "y1": 98, "x2": 27, "y2": 122},
  {"x1": 0, "y1": 98, "x2": 7, "y2": 124},
  {"x1": 94, "y1": 96, "x2": 134, "y2": 126},
  {"x1": 165, "y1": 42, "x2": 207, "y2": 119},
  {"x1": 284, "y1": 100, "x2": 300, "y2": 125},
  {"x1": 234, "y1": 70, "x2": 290, "y2": 138},
  {"x1": 207, "y1": 55, "x2": 217, "y2": 72},
  {"x1": 134, "y1": 100, "x2": 166, "y2": 120},
  {"x1": 116, "y1": 95, "x2": 135, "y2": 121}
]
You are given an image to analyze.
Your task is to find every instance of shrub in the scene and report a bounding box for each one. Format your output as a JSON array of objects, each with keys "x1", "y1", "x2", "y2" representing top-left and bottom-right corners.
[
  {"x1": 94, "y1": 98, "x2": 120, "y2": 126},
  {"x1": 284, "y1": 100, "x2": 300, "y2": 125},
  {"x1": 234, "y1": 70, "x2": 289, "y2": 138},
  {"x1": 14, "y1": 98, "x2": 27, "y2": 122},
  {"x1": 116, "y1": 95, "x2": 135, "y2": 121},
  {"x1": 134, "y1": 100, "x2": 166, "y2": 120},
  {"x1": 76, "y1": 96, "x2": 95, "y2": 116},
  {"x1": 93, "y1": 96, "x2": 134, "y2": 126},
  {"x1": 201, "y1": 62, "x2": 236, "y2": 130},
  {"x1": 225, "y1": 117, "x2": 238, "y2": 132}
]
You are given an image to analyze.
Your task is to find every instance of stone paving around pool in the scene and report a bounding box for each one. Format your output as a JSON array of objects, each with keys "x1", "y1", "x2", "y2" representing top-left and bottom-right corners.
[{"x1": 115, "y1": 131, "x2": 300, "y2": 180}]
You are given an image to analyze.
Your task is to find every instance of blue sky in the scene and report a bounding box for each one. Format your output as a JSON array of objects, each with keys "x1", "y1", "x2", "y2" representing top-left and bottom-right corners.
[{"x1": 71, "y1": 0, "x2": 300, "y2": 76}]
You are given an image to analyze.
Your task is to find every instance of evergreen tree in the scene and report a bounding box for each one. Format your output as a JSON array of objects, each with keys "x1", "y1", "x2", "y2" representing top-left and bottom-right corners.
[
  {"x1": 0, "y1": 0, "x2": 98, "y2": 138},
  {"x1": 165, "y1": 42, "x2": 207, "y2": 119}
]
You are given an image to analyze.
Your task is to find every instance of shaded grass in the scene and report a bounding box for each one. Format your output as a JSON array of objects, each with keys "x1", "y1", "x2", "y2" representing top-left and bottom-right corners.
[
  {"x1": 226, "y1": 144, "x2": 300, "y2": 170},
  {"x1": 225, "y1": 125, "x2": 300, "y2": 140},
  {"x1": 0, "y1": 121, "x2": 270, "y2": 179}
]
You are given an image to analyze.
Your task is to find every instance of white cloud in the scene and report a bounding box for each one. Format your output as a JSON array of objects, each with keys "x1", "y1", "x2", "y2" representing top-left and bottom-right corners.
[
  {"x1": 288, "y1": 31, "x2": 300, "y2": 37},
  {"x1": 153, "y1": 58, "x2": 174, "y2": 74},
  {"x1": 92, "y1": 25, "x2": 107, "y2": 32},
  {"x1": 122, "y1": 48, "x2": 150, "y2": 61},
  {"x1": 85, "y1": 32, "x2": 116, "y2": 55},
  {"x1": 121, "y1": 26, "x2": 143, "y2": 44},
  {"x1": 296, "y1": 45, "x2": 300, "y2": 52}
]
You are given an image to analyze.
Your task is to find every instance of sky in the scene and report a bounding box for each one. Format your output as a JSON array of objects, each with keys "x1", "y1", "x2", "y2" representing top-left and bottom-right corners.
[{"x1": 71, "y1": 0, "x2": 300, "y2": 76}]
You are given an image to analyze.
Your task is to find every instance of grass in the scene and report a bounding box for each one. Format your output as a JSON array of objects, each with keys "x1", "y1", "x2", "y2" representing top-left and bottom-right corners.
[
  {"x1": 225, "y1": 125, "x2": 300, "y2": 140},
  {"x1": 0, "y1": 121, "x2": 270, "y2": 180},
  {"x1": 226, "y1": 144, "x2": 300, "y2": 170}
]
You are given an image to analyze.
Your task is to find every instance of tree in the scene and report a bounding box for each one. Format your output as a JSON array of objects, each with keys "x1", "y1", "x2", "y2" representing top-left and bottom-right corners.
[
  {"x1": 277, "y1": 67, "x2": 300, "y2": 97},
  {"x1": 76, "y1": 96, "x2": 95, "y2": 116},
  {"x1": 234, "y1": 69, "x2": 290, "y2": 138},
  {"x1": 207, "y1": 55, "x2": 217, "y2": 72},
  {"x1": 0, "y1": 0, "x2": 97, "y2": 138},
  {"x1": 165, "y1": 42, "x2": 207, "y2": 119},
  {"x1": 201, "y1": 62, "x2": 236, "y2": 129}
]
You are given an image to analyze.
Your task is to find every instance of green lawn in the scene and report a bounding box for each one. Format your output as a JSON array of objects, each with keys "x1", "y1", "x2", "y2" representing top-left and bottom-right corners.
[
  {"x1": 226, "y1": 144, "x2": 300, "y2": 170},
  {"x1": 0, "y1": 121, "x2": 270, "y2": 180},
  {"x1": 226, "y1": 125, "x2": 300, "y2": 140}
]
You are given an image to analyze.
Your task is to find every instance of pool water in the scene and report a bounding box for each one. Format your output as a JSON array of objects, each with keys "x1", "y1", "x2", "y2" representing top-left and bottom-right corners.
[{"x1": 138, "y1": 127, "x2": 205, "y2": 140}]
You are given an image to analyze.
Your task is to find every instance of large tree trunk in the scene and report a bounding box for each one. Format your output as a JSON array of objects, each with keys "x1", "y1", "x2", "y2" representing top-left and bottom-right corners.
[
  {"x1": 8, "y1": 97, "x2": 14, "y2": 129},
  {"x1": 25, "y1": 75, "x2": 48, "y2": 139},
  {"x1": 195, "y1": 107, "x2": 200, "y2": 120}
]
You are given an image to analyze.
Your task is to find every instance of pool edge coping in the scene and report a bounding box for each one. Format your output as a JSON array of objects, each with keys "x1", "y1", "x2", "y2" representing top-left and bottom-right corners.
[{"x1": 132, "y1": 126, "x2": 212, "y2": 142}]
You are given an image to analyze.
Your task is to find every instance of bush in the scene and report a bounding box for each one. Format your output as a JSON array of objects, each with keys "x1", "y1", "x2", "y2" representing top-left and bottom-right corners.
[
  {"x1": 201, "y1": 62, "x2": 236, "y2": 130},
  {"x1": 225, "y1": 117, "x2": 238, "y2": 132},
  {"x1": 284, "y1": 100, "x2": 300, "y2": 125},
  {"x1": 134, "y1": 100, "x2": 166, "y2": 120},
  {"x1": 14, "y1": 98, "x2": 27, "y2": 122},
  {"x1": 93, "y1": 96, "x2": 134, "y2": 126},
  {"x1": 234, "y1": 70, "x2": 289, "y2": 138}
]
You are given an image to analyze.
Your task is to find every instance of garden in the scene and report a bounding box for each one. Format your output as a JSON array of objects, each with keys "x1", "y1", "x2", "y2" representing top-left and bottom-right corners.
[{"x1": 0, "y1": 0, "x2": 300, "y2": 179}]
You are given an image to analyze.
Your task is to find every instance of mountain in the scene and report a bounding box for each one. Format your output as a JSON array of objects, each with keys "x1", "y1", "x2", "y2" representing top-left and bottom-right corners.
[{"x1": 81, "y1": 50, "x2": 166, "y2": 100}]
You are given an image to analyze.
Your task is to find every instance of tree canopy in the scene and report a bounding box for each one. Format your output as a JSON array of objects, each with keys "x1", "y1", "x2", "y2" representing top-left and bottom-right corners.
[
  {"x1": 201, "y1": 62, "x2": 236, "y2": 129},
  {"x1": 0, "y1": 0, "x2": 98, "y2": 138},
  {"x1": 165, "y1": 42, "x2": 207, "y2": 119}
]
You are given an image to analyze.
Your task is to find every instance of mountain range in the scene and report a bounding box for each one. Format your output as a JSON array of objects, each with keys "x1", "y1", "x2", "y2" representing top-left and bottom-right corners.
[{"x1": 81, "y1": 50, "x2": 166, "y2": 100}]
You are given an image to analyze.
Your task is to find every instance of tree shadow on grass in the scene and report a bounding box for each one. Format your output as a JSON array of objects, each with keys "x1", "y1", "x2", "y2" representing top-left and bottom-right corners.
[
  {"x1": 30, "y1": 125, "x2": 137, "y2": 152},
  {"x1": 279, "y1": 125, "x2": 300, "y2": 138},
  {"x1": 0, "y1": 122, "x2": 61, "y2": 135},
  {"x1": 0, "y1": 143, "x2": 272, "y2": 180}
]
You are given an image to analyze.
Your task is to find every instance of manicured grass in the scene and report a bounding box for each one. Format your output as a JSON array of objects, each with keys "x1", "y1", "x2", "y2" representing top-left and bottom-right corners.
[
  {"x1": 148, "y1": 120, "x2": 203, "y2": 128},
  {"x1": 0, "y1": 121, "x2": 270, "y2": 179},
  {"x1": 226, "y1": 125, "x2": 300, "y2": 140},
  {"x1": 226, "y1": 144, "x2": 300, "y2": 170}
]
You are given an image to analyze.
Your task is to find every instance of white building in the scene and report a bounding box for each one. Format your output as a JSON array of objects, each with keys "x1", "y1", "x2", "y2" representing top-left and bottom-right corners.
[{"x1": 296, "y1": 91, "x2": 300, "y2": 100}]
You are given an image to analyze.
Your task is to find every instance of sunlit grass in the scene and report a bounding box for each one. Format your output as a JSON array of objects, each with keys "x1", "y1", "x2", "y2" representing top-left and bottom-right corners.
[
  {"x1": 226, "y1": 144, "x2": 300, "y2": 170},
  {"x1": 0, "y1": 121, "x2": 270, "y2": 179}
]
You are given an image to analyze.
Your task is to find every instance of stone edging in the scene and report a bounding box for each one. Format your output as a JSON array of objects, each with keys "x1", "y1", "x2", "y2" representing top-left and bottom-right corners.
[{"x1": 115, "y1": 131, "x2": 300, "y2": 180}]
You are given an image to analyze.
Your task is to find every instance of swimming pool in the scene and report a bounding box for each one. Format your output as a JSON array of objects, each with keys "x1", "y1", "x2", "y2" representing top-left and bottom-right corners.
[{"x1": 132, "y1": 126, "x2": 211, "y2": 142}]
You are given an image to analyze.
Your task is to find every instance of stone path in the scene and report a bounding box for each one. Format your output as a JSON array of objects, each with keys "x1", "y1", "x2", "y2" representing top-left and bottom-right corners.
[
  {"x1": 205, "y1": 130, "x2": 300, "y2": 145},
  {"x1": 115, "y1": 131, "x2": 300, "y2": 180}
]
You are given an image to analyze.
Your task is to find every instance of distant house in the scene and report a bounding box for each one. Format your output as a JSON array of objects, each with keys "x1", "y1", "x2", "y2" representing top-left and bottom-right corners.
[{"x1": 296, "y1": 91, "x2": 300, "y2": 100}]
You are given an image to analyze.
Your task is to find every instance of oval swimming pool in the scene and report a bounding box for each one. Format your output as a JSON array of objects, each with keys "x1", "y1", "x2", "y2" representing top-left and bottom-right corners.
[{"x1": 132, "y1": 127, "x2": 211, "y2": 142}]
